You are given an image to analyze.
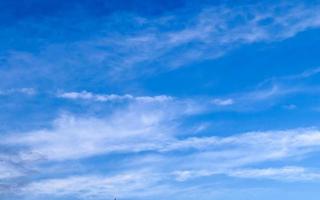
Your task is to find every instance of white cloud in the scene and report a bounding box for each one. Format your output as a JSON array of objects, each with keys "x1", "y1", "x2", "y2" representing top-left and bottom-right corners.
[
  {"x1": 57, "y1": 91, "x2": 173, "y2": 103},
  {"x1": 1, "y1": 98, "x2": 186, "y2": 161},
  {"x1": 2, "y1": 115, "x2": 172, "y2": 161}
]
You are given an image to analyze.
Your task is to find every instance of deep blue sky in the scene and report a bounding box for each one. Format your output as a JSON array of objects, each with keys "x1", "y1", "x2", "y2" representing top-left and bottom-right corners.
[{"x1": 1, "y1": 1, "x2": 320, "y2": 200}]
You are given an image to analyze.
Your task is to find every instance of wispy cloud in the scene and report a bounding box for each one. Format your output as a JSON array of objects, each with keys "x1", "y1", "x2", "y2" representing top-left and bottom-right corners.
[
  {"x1": 2, "y1": 97, "x2": 320, "y2": 198},
  {"x1": 85, "y1": 2, "x2": 320, "y2": 78},
  {"x1": 6, "y1": 126, "x2": 320, "y2": 198},
  {"x1": 114, "y1": 3, "x2": 320, "y2": 70},
  {"x1": 206, "y1": 66, "x2": 320, "y2": 111},
  {"x1": 4, "y1": 85, "x2": 320, "y2": 164},
  {"x1": 57, "y1": 91, "x2": 173, "y2": 103},
  {"x1": 174, "y1": 166, "x2": 320, "y2": 182},
  {"x1": 1, "y1": 99, "x2": 185, "y2": 161},
  {"x1": 1, "y1": 2, "x2": 320, "y2": 85},
  {"x1": 229, "y1": 167, "x2": 320, "y2": 181},
  {"x1": 53, "y1": 65, "x2": 320, "y2": 114}
]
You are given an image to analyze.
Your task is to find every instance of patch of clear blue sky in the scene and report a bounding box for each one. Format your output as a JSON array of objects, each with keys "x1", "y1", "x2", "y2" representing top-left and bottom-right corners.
[{"x1": 1, "y1": 0, "x2": 320, "y2": 200}]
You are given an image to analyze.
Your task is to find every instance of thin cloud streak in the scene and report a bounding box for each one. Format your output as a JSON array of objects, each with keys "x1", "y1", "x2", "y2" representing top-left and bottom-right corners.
[
  {"x1": 57, "y1": 91, "x2": 173, "y2": 103},
  {"x1": 174, "y1": 166, "x2": 320, "y2": 182}
]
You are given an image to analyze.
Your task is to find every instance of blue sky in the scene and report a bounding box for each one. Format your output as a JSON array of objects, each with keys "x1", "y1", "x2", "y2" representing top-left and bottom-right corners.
[{"x1": 1, "y1": 0, "x2": 320, "y2": 199}]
